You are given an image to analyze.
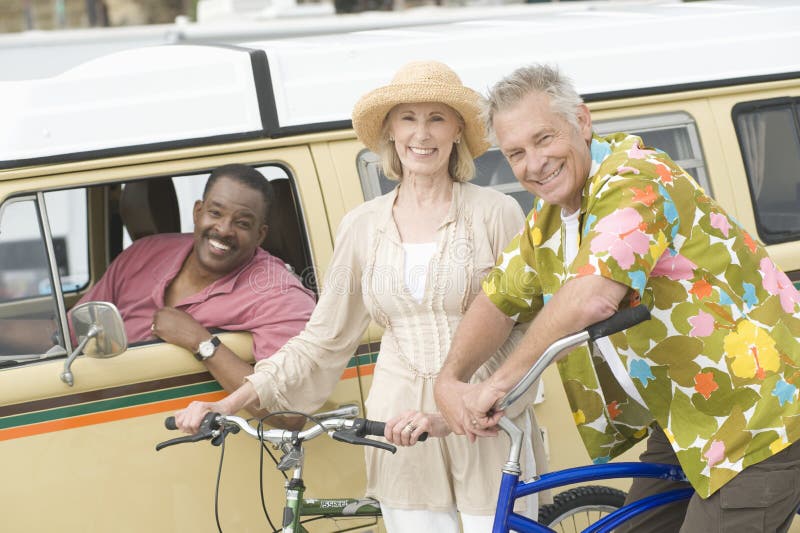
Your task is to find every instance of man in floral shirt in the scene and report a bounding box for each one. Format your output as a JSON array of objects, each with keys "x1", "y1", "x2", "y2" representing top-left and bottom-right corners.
[{"x1": 435, "y1": 65, "x2": 800, "y2": 531}]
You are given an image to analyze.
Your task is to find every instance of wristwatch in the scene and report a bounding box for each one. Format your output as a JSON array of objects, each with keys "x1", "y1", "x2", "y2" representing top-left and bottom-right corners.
[{"x1": 194, "y1": 336, "x2": 221, "y2": 361}]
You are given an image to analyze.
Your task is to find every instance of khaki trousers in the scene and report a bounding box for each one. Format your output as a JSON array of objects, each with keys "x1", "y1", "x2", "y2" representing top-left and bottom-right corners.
[{"x1": 617, "y1": 426, "x2": 800, "y2": 533}]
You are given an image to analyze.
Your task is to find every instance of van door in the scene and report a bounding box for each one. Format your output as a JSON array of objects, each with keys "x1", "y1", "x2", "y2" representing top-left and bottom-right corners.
[{"x1": 0, "y1": 145, "x2": 373, "y2": 533}]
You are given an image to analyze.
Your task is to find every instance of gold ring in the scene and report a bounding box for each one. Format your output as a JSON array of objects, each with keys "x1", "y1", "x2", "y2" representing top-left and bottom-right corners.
[{"x1": 404, "y1": 422, "x2": 417, "y2": 433}]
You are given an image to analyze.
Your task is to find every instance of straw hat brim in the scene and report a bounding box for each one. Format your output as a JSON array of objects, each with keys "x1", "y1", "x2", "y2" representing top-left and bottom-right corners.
[{"x1": 352, "y1": 82, "x2": 490, "y2": 158}]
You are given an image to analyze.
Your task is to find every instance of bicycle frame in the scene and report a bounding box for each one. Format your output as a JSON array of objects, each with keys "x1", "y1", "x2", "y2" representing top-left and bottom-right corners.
[
  {"x1": 492, "y1": 459, "x2": 693, "y2": 533},
  {"x1": 489, "y1": 308, "x2": 697, "y2": 532},
  {"x1": 269, "y1": 416, "x2": 384, "y2": 532},
  {"x1": 282, "y1": 475, "x2": 381, "y2": 532}
]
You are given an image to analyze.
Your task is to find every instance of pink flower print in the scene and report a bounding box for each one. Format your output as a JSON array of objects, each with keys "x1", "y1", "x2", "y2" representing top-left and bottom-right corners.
[
  {"x1": 709, "y1": 213, "x2": 731, "y2": 238},
  {"x1": 617, "y1": 165, "x2": 641, "y2": 175},
  {"x1": 627, "y1": 143, "x2": 657, "y2": 160},
  {"x1": 689, "y1": 311, "x2": 715, "y2": 337},
  {"x1": 759, "y1": 257, "x2": 800, "y2": 313},
  {"x1": 704, "y1": 440, "x2": 725, "y2": 468},
  {"x1": 590, "y1": 208, "x2": 651, "y2": 269},
  {"x1": 651, "y1": 252, "x2": 697, "y2": 281}
]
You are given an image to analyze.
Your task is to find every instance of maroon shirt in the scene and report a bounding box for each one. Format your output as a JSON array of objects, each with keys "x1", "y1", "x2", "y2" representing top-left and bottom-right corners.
[{"x1": 77, "y1": 233, "x2": 315, "y2": 361}]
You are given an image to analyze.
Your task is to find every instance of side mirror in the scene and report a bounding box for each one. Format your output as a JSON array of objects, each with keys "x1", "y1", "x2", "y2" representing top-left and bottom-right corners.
[{"x1": 61, "y1": 301, "x2": 128, "y2": 386}]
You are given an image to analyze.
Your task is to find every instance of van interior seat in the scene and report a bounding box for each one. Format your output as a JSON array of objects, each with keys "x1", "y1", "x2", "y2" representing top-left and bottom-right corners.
[
  {"x1": 119, "y1": 177, "x2": 181, "y2": 240},
  {"x1": 262, "y1": 177, "x2": 311, "y2": 284}
]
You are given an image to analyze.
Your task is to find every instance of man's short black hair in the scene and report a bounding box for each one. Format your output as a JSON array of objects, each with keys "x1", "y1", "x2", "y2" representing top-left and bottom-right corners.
[{"x1": 203, "y1": 164, "x2": 275, "y2": 223}]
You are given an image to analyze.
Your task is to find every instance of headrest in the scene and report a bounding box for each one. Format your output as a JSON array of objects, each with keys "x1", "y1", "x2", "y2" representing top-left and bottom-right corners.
[{"x1": 119, "y1": 177, "x2": 181, "y2": 240}]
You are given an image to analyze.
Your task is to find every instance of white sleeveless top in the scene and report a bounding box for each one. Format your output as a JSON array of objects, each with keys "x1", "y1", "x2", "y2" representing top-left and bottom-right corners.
[{"x1": 402, "y1": 242, "x2": 436, "y2": 303}]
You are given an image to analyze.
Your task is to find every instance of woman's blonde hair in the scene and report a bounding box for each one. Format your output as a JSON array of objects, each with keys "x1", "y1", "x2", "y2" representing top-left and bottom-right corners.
[{"x1": 377, "y1": 106, "x2": 476, "y2": 182}]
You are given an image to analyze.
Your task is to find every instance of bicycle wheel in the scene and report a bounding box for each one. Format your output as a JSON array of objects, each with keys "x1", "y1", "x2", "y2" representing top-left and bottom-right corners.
[{"x1": 538, "y1": 485, "x2": 626, "y2": 533}]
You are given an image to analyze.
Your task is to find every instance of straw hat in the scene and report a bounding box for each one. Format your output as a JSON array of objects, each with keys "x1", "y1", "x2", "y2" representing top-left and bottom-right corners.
[{"x1": 351, "y1": 60, "x2": 490, "y2": 158}]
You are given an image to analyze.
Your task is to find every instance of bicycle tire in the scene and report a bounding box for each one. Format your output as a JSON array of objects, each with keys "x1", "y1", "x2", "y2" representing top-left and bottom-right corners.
[{"x1": 537, "y1": 485, "x2": 626, "y2": 532}]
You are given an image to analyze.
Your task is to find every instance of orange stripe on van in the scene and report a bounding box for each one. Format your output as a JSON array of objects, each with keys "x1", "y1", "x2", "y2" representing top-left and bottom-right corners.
[
  {"x1": 0, "y1": 391, "x2": 226, "y2": 442},
  {"x1": 341, "y1": 362, "x2": 375, "y2": 380}
]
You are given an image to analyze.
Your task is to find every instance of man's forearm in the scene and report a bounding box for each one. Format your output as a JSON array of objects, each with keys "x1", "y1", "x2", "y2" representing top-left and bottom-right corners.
[
  {"x1": 440, "y1": 292, "x2": 515, "y2": 381},
  {"x1": 487, "y1": 275, "x2": 629, "y2": 392},
  {"x1": 207, "y1": 347, "x2": 304, "y2": 428},
  {"x1": 204, "y1": 345, "x2": 255, "y2": 393}
]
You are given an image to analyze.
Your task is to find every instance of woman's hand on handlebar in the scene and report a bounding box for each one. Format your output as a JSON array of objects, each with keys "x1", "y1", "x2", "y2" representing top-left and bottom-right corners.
[
  {"x1": 174, "y1": 400, "x2": 224, "y2": 434},
  {"x1": 175, "y1": 381, "x2": 261, "y2": 434},
  {"x1": 384, "y1": 410, "x2": 450, "y2": 446}
]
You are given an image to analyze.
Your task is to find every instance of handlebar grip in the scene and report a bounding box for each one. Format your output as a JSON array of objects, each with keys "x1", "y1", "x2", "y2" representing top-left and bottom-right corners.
[
  {"x1": 363, "y1": 419, "x2": 429, "y2": 441},
  {"x1": 164, "y1": 416, "x2": 177, "y2": 430},
  {"x1": 587, "y1": 306, "x2": 651, "y2": 341},
  {"x1": 363, "y1": 420, "x2": 385, "y2": 437}
]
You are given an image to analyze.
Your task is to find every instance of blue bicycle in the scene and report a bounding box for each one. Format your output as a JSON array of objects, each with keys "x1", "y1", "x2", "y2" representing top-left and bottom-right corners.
[{"x1": 492, "y1": 307, "x2": 696, "y2": 533}]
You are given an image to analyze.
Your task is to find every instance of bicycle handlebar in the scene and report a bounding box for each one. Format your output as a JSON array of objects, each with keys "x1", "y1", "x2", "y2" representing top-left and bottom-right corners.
[
  {"x1": 586, "y1": 305, "x2": 650, "y2": 341},
  {"x1": 157, "y1": 408, "x2": 427, "y2": 454}
]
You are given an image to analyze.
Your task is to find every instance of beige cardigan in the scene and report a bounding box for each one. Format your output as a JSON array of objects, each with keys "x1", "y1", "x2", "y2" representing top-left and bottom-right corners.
[{"x1": 246, "y1": 181, "x2": 543, "y2": 513}]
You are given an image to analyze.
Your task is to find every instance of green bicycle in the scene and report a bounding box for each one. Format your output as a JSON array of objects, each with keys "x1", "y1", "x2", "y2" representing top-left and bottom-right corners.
[{"x1": 157, "y1": 404, "x2": 414, "y2": 532}]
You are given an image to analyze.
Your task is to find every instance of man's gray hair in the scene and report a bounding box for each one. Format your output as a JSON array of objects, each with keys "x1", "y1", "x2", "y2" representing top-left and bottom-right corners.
[{"x1": 483, "y1": 64, "x2": 584, "y2": 144}]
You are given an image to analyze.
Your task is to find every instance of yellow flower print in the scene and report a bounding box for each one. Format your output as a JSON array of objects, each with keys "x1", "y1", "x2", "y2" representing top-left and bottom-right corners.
[
  {"x1": 723, "y1": 320, "x2": 780, "y2": 380},
  {"x1": 649, "y1": 231, "x2": 669, "y2": 264},
  {"x1": 770, "y1": 437, "x2": 790, "y2": 455},
  {"x1": 573, "y1": 409, "x2": 586, "y2": 425},
  {"x1": 484, "y1": 277, "x2": 498, "y2": 297},
  {"x1": 531, "y1": 227, "x2": 543, "y2": 246}
]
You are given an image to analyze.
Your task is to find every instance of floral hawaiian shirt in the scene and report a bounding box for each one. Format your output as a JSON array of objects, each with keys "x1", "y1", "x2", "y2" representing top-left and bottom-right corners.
[{"x1": 483, "y1": 132, "x2": 800, "y2": 497}]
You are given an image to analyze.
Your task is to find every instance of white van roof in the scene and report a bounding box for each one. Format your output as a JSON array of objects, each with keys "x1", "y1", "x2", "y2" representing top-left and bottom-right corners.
[{"x1": 2, "y1": 0, "x2": 799, "y2": 169}]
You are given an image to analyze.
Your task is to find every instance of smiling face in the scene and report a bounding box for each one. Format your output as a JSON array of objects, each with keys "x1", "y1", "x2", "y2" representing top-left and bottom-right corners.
[
  {"x1": 387, "y1": 102, "x2": 463, "y2": 181},
  {"x1": 191, "y1": 176, "x2": 267, "y2": 278},
  {"x1": 493, "y1": 91, "x2": 593, "y2": 214}
]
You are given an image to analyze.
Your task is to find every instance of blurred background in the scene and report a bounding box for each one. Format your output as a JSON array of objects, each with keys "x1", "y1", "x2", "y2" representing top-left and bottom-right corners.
[
  {"x1": 0, "y1": 0, "x2": 599, "y2": 30},
  {"x1": 3, "y1": 0, "x2": 710, "y2": 31}
]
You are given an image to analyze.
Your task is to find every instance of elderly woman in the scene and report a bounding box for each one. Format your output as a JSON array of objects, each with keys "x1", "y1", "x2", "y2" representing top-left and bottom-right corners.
[{"x1": 174, "y1": 60, "x2": 544, "y2": 532}]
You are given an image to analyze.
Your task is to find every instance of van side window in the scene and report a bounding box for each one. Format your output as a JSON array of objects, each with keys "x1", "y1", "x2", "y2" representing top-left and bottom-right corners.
[
  {"x1": 734, "y1": 99, "x2": 800, "y2": 244},
  {"x1": 0, "y1": 192, "x2": 88, "y2": 362},
  {"x1": 357, "y1": 112, "x2": 711, "y2": 211},
  {"x1": 594, "y1": 112, "x2": 712, "y2": 196},
  {"x1": 44, "y1": 190, "x2": 90, "y2": 294}
]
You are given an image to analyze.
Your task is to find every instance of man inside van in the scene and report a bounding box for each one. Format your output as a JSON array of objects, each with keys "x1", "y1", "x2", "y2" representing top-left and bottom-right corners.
[
  {"x1": 434, "y1": 64, "x2": 800, "y2": 532},
  {"x1": 74, "y1": 164, "x2": 316, "y2": 395}
]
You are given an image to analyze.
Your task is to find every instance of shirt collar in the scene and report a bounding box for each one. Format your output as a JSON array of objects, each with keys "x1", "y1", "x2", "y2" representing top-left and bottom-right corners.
[{"x1": 150, "y1": 235, "x2": 258, "y2": 306}]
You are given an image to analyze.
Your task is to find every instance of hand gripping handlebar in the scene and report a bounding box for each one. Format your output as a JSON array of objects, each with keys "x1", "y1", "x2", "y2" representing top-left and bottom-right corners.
[{"x1": 157, "y1": 411, "x2": 427, "y2": 454}]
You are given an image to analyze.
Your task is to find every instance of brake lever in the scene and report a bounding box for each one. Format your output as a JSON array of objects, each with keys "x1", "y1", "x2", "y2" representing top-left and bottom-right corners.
[
  {"x1": 331, "y1": 430, "x2": 397, "y2": 454},
  {"x1": 156, "y1": 430, "x2": 215, "y2": 451},
  {"x1": 156, "y1": 412, "x2": 220, "y2": 451}
]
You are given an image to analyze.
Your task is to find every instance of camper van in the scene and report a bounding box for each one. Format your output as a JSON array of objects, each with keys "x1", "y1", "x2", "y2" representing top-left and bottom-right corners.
[{"x1": 1, "y1": 0, "x2": 799, "y2": 531}]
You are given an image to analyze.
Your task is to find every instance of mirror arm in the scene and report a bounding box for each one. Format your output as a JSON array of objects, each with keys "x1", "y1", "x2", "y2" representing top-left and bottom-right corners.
[{"x1": 60, "y1": 324, "x2": 100, "y2": 387}]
